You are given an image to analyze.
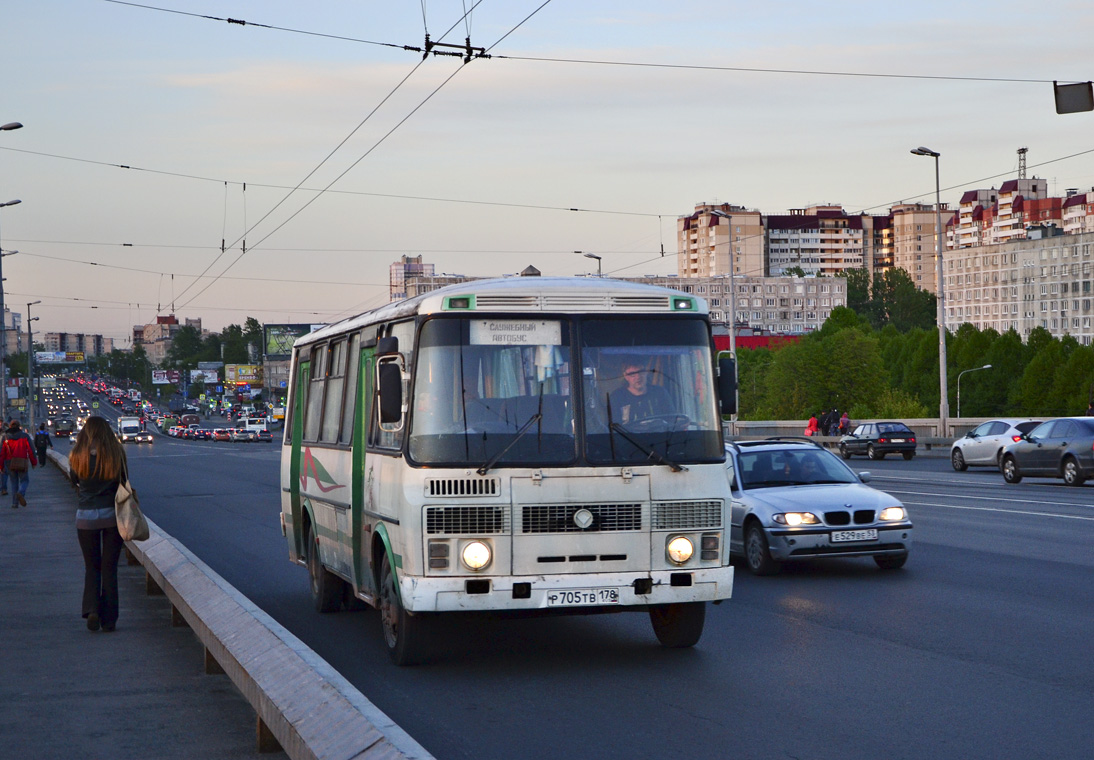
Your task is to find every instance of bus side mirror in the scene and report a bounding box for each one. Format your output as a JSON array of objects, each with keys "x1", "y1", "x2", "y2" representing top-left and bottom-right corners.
[
  {"x1": 718, "y1": 355, "x2": 737, "y2": 416},
  {"x1": 378, "y1": 362, "x2": 402, "y2": 423}
]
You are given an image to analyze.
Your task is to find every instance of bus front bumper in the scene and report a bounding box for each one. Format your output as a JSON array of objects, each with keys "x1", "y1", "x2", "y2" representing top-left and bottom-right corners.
[{"x1": 400, "y1": 566, "x2": 734, "y2": 613}]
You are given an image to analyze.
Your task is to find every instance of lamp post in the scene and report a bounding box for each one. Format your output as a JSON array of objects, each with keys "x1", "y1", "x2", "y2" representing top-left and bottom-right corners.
[
  {"x1": 708, "y1": 209, "x2": 740, "y2": 428},
  {"x1": 957, "y1": 364, "x2": 992, "y2": 419},
  {"x1": 0, "y1": 199, "x2": 22, "y2": 425},
  {"x1": 586, "y1": 252, "x2": 603, "y2": 279},
  {"x1": 26, "y1": 300, "x2": 40, "y2": 431},
  {"x1": 911, "y1": 146, "x2": 949, "y2": 436}
]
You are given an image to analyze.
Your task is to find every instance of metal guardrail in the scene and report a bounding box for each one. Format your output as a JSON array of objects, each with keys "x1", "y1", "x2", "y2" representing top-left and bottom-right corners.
[{"x1": 49, "y1": 450, "x2": 432, "y2": 760}]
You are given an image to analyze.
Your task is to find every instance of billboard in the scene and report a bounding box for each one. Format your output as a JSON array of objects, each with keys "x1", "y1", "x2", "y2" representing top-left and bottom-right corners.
[
  {"x1": 190, "y1": 369, "x2": 218, "y2": 384},
  {"x1": 225, "y1": 364, "x2": 262, "y2": 385},
  {"x1": 152, "y1": 369, "x2": 182, "y2": 385},
  {"x1": 264, "y1": 324, "x2": 324, "y2": 360},
  {"x1": 35, "y1": 351, "x2": 85, "y2": 364}
]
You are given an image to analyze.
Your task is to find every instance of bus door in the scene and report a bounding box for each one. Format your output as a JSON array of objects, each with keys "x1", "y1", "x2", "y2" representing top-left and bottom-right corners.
[
  {"x1": 288, "y1": 359, "x2": 310, "y2": 558},
  {"x1": 351, "y1": 335, "x2": 373, "y2": 596}
]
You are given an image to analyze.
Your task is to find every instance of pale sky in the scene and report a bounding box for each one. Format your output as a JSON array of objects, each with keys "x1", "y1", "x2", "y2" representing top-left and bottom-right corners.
[{"x1": 3, "y1": 1, "x2": 1092, "y2": 342}]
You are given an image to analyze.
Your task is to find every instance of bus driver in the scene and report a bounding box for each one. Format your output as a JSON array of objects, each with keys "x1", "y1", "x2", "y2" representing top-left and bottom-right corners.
[{"x1": 610, "y1": 361, "x2": 672, "y2": 425}]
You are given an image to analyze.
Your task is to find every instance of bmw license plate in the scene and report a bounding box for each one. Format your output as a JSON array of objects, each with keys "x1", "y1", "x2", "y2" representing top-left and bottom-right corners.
[
  {"x1": 546, "y1": 588, "x2": 620, "y2": 607},
  {"x1": 831, "y1": 529, "x2": 879, "y2": 543}
]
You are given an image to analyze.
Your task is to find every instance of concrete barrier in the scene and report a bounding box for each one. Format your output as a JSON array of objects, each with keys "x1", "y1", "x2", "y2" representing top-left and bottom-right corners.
[{"x1": 49, "y1": 450, "x2": 433, "y2": 760}]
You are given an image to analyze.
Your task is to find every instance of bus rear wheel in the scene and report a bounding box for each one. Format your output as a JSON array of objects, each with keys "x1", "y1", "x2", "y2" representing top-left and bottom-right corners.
[
  {"x1": 306, "y1": 522, "x2": 344, "y2": 613},
  {"x1": 379, "y1": 552, "x2": 431, "y2": 666},
  {"x1": 649, "y1": 601, "x2": 706, "y2": 648}
]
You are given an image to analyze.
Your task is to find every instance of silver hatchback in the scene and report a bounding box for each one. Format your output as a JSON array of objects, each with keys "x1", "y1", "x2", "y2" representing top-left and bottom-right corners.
[
  {"x1": 726, "y1": 440, "x2": 913, "y2": 575},
  {"x1": 950, "y1": 418, "x2": 1041, "y2": 471}
]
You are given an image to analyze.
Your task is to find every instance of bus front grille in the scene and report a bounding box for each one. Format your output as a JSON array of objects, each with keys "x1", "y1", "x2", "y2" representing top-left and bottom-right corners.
[
  {"x1": 652, "y1": 500, "x2": 723, "y2": 530},
  {"x1": 426, "y1": 477, "x2": 501, "y2": 497},
  {"x1": 425, "y1": 506, "x2": 509, "y2": 535},
  {"x1": 521, "y1": 504, "x2": 643, "y2": 533}
]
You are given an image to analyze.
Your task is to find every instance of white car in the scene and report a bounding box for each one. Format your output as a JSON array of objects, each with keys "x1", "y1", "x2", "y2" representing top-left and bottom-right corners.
[{"x1": 950, "y1": 418, "x2": 1041, "y2": 471}]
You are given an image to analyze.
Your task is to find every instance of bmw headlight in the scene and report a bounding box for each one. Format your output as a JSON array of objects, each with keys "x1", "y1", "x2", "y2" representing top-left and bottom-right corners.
[
  {"x1": 461, "y1": 541, "x2": 492, "y2": 571},
  {"x1": 879, "y1": 507, "x2": 906, "y2": 521},
  {"x1": 773, "y1": 512, "x2": 820, "y2": 526},
  {"x1": 666, "y1": 536, "x2": 694, "y2": 565}
]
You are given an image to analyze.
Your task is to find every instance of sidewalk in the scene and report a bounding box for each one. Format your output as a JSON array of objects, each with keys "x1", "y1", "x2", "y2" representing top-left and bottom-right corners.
[{"x1": 0, "y1": 461, "x2": 286, "y2": 759}]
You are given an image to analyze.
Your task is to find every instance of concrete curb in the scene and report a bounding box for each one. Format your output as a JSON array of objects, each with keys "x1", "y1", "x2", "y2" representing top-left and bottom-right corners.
[{"x1": 49, "y1": 449, "x2": 433, "y2": 760}]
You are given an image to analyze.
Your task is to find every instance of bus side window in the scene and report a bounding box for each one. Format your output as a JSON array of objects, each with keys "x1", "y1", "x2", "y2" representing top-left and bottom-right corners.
[
  {"x1": 303, "y1": 344, "x2": 326, "y2": 442},
  {"x1": 320, "y1": 340, "x2": 346, "y2": 443},
  {"x1": 339, "y1": 333, "x2": 360, "y2": 445}
]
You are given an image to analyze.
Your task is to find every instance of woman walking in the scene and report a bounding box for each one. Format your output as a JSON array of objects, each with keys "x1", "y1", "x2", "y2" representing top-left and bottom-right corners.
[
  {"x1": 69, "y1": 416, "x2": 128, "y2": 632},
  {"x1": 0, "y1": 421, "x2": 38, "y2": 507}
]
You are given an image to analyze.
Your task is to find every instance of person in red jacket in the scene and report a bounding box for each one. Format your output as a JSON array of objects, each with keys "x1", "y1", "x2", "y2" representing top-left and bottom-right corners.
[{"x1": 1, "y1": 421, "x2": 39, "y2": 508}]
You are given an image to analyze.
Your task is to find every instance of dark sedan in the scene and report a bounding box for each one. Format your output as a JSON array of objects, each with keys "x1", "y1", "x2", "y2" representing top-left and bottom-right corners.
[
  {"x1": 1000, "y1": 416, "x2": 1094, "y2": 486},
  {"x1": 839, "y1": 421, "x2": 917, "y2": 460}
]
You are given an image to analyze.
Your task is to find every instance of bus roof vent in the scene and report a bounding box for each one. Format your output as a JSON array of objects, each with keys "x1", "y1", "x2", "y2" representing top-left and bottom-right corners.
[
  {"x1": 611, "y1": 295, "x2": 672, "y2": 311},
  {"x1": 474, "y1": 295, "x2": 540, "y2": 310},
  {"x1": 520, "y1": 265, "x2": 541, "y2": 277}
]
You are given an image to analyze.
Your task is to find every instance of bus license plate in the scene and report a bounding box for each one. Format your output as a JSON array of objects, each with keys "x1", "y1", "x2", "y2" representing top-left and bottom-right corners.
[
  {"x1": 831, "y1": 529, "x2": 878, "y2": 543},
  {"x1": 546, "y1": 588, "x2": 620, "y2": 607}
]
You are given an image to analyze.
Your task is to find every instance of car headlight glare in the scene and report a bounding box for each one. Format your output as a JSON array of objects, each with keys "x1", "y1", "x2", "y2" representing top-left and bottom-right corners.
[
  {"x1": 879, "y1": 507, "x2": 906, "y2": 521},
  {"x1": 460, "y1": 540, "x2": 492, "y2": 571},
  {"x1": 774, "y1": 512, "x2": 820, "y2": 526},
  {"x1": 666, "y1": 536, "x2": 694, "y2": 565}
]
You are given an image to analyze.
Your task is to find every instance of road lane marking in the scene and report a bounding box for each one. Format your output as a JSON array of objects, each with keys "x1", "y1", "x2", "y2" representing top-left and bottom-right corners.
[
  {"x1": 885, "y1": 488, "x2": 1091, "y2": 510},
  {"x1": 900, "y1": 500, "x2": 1094, "y2": 521}
]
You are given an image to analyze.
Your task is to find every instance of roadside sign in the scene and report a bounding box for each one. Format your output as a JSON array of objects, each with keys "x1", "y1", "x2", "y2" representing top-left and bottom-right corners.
[{"x1": 92, "y1": 401, "x2": 99, "y2": 408}]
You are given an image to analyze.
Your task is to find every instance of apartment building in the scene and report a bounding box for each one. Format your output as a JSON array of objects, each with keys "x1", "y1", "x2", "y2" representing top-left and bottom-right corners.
[
  {"x1": 677, "y1": 203, "x2": 765, "y2": 279},
  {"x1": 891, "y1": 203, "x2": 946, "y2": 293},
  {"x1": 390, "y1": 255, "x2": 435, "y2": 301},
  {"x1": 132, "y1": 315, "x2": 203, "y2": 365},
  {"x1": 944, "y1": 231, "x2": 1094, "y2": 344},
  {"x1": 43, "y1": 332, "x2": 114, "y2": 357},
  {"x1": 1063, "y1": 189, "x2": 1094, "y2": 235}
]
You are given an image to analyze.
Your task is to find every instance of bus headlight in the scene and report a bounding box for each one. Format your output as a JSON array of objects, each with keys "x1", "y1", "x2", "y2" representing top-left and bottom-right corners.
[
  {"x1": 666, "y1": 536, "x2": 694, "y2": 565},
  {"x1": 461, "y1": 541, "x2": 492, "y2": 571}
]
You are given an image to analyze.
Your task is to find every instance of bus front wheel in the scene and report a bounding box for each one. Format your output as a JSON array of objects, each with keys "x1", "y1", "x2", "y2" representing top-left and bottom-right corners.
[
  {"x1": 306, "y1": 522, "x2": 344, "y2": 613},
  {"x1": 649, "y1": 601, "x2": 706, "y2": 648},
  {"x1": 379, "y1": 552, "x2": 431, "y2": 666}
]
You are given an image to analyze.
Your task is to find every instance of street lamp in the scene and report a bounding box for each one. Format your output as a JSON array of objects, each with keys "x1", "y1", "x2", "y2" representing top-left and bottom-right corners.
[
  {"x1": 911, "y1": 146, "x2": 950, "y2": 436},
  {"x1": 579, "y1": 252, "x2": 602, "y2": 277},
  {"x1": 957, "y1": 364, "x2": 992, "y2": 419},
  {"x1": 27, "y1": 300, "x2": 40, "y2": 431},
  {"x1": 708, "y1": 209, "x2": 740, "y2": 428},
  {"x1": 0, "y1": 199, "x2": 22, "y2": 424}
]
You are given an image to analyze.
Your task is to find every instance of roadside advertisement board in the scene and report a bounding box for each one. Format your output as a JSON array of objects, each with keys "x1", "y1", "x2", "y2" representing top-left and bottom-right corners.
[
  {"x1": 152, "y1": 369, "x2": 182, "y2": 385},
  {"x1": 35, "y1": 351, "x2": 86, "y2": 364},
  {"x1": 225, "y1": 364, "x2": 262, "y2": 385},
  {"x1": 263, "y1": 324, "x2": 324, "y2": 360},
  {"x1": 190, "y1": 369, "x2": 218, "y2": 384}
]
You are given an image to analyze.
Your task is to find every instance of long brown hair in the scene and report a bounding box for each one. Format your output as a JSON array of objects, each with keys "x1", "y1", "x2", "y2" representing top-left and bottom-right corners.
[{"x1": 69, "y1": 416, "x2": 127, "y2": 481}]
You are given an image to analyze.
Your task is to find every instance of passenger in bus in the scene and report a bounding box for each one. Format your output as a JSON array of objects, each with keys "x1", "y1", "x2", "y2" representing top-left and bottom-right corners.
[{"x1": 609, "y1": 361, "x2": 672, "y2": 425}]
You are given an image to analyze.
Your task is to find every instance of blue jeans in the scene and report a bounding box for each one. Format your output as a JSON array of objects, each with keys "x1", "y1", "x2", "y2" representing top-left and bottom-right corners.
[
  {"x1": 1, "y1": 465, "x2": 7, "y2": 493},
  {"x1": 8, "y1": 469, "x2": 27, "y2": 505}
]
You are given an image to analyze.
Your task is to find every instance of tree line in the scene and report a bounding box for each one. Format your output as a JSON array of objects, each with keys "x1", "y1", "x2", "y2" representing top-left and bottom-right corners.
[{"x1": 736, "y1": 268, "x2": 1094, "y2": 421}]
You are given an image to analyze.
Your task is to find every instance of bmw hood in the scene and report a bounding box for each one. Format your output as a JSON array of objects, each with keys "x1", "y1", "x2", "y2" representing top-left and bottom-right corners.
[{"x1": 746, "y1": 483, "x2": 901, "y2": 511}]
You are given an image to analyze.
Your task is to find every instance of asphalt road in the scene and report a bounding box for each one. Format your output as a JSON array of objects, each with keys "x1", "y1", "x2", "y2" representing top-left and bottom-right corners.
[{"x1": 51, "y1": 393, "x2": 1094, "y2": 760}]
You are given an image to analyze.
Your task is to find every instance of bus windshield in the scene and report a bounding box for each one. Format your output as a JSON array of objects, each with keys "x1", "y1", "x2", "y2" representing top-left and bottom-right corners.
[
  {"x1": 407, "y1": 316, "x2": 722, "y2": 467},
  {"x1": 408, "y1": 318, "x2": 577, "y2": 466},
  {"x1": 581, "y1": 318, "x2": 722, "y2": 465}
]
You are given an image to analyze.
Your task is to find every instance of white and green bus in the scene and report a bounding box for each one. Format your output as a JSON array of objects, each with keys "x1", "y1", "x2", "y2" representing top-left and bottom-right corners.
[{"x1": 280, "y1": 274, "x2": 737, "y2": 664}]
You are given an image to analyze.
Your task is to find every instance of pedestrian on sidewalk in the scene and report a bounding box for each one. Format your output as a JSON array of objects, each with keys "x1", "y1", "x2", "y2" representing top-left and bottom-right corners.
[
  {"x1": 0, "y1": 421, "x2": 38, "y2": 507},
  {"x1": 34, "y1": 422, "x2": 53, "y2": 467},
  {"x1": 68, "y1": 416, "x2": 129, "y2": 633},
  {"x1": 0, "y1": 419, "x2": 15, "y2": 496}
]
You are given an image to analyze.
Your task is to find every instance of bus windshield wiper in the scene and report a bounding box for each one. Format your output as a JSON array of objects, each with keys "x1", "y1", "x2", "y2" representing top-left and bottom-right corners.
[
  {"x1": 608, "y1": 422, "x2": 687, "y2": 472},
  {"x1": 476, "y1": 412, "x2": 542, "y2": 476}
]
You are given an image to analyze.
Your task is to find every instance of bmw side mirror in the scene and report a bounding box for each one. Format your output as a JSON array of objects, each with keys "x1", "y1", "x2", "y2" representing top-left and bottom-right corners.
[{"x1": 858, "y1": 471, "x2": 871, "y2": 483}]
